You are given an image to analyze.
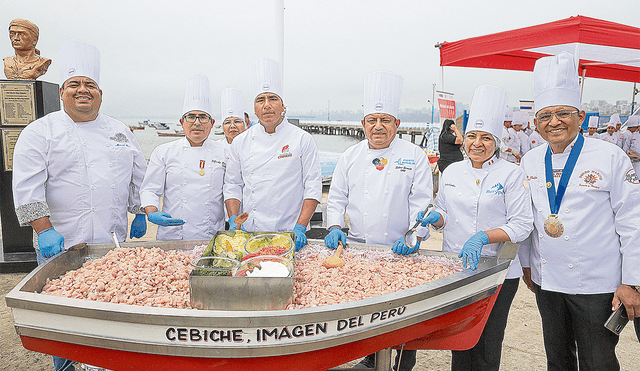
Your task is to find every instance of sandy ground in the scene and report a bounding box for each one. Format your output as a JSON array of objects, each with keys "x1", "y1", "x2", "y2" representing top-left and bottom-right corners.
[{"x1": 2, "y1": 219, "x2": 639, "y2": 370}]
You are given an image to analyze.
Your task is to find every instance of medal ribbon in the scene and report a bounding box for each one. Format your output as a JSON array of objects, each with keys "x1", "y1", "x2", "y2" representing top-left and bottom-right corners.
[{"x1": 544, "y1": 135, "x2": 584, "y2": 214}]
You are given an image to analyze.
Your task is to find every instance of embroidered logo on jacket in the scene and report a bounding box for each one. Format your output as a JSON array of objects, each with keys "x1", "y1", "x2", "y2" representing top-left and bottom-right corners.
[
  {"x1": 625, "y1": 169, "x2": 640, "y2": 184},
  {"x1": 110, "y1": 132, "x2": 129, "y2": 143},
  {"x1": 393, "y1": 157, "x2": 415, "y2": 172},
  {"x1": 579, "y1": 170, "x2": 603, "y2": 189},
  {"x1": 372, "y1": 157, "x2": 388, "y2": 171},
  {"x1": 278, "y1": 144, "x2": 292, "y2": 159},
  {"x1": 486, "y1": 182, "x2": 504, "y2": 195}
]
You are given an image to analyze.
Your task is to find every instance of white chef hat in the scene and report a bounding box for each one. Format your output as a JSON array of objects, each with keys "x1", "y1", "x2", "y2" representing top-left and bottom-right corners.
[
  {"x1": 533, "y1": 51, "x2": 581, "y2": 114},
  {"x1": 221, "y1": 88, "x2": 244, "y2": 122},
  {"x1": 512, "y1": 111, "x2": 529, "y2": 125},
  {"x1": 253, "y1": 57, "x2": 282, "y2": 100},
  {"x1": 504, "y1": 106, "x2": 513, "y2": 121},
  {"x1": 467, "y1": 85, "x2": 508, "y2": 139},
  {"x1": 608, "y1": 113, "x2": 621, "y2": 126},
  {"x1": 587, "y1": 116, "x2": 599, "y2": 128},
  {"x1": 363, "y1": 71, "x2": 403, "y2": 119},
  {"x1": 182, "y1": 74, "x2": 212, "y2": 117},
  {"x1": 627, "y1": 115, "x2": 640, "y2": 128},
  {"x1": 58, "y1": 39, "x2": 100, "y2": 86}
]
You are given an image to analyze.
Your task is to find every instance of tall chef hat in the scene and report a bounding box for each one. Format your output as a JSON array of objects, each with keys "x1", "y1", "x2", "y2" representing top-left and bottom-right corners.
[
  {"x1": 512, "y1": 111, "x2": 529, "y2": 125},
  {"x1": 58, "y1": 39, "x2": 100, "y2": 86},
  {"x1": 627, "y1": 115, "x2": 640, "y2": 128},
  {"x1": 467, "y1": 85, "x2": 508, "y2": 139},
  {"x1": 363, "y1": 71, "x2": 403, "y2": 119},
  {"x1": 221, "y1": 88, "x2": 244, "y2": 121},
  {"x1": 587, "y1": 116, "x2": 599, "y2": 128},
  {"x1": 504, "y1": 106, "x2": 513, "y2": 121},
  {"x1": 253, "y1": 57, "x2": 282, "y2": 100},
  {"x1": 182, "y1": 74, "x2": 212, "y2": 117},
  {"x1": 533, "y1": 51, "x2": 581, "y2": 114},
  {"x1": 608, "y1": 113, "x2": 621, "y2": 126}
]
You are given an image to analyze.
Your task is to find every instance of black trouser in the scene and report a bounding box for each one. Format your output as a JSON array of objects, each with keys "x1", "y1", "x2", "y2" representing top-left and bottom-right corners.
[
  {"x1": 534, "y1": 285, "x2": 620, "y2": 371},
  {"x1": 359, "y1": 349, "x2": 417, "y2": 371},
  {"x1": 635, "y1": 317, "x2": 640, "y2": 343},
  {"x1": 451, "y1": 277, "x2": 519, "y2": 371}
]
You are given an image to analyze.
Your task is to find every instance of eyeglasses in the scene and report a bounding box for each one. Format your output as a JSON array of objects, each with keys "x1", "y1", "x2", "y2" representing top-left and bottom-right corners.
[
  {"x1": 183, "y1": 114, "x2": 211, "y2": 124},
  {"x1": 223, "y1": 119, "x2": 244, "y2": 127},
  {"x1": 535, "y1": 110, "x2": 578, "y2": 124}
]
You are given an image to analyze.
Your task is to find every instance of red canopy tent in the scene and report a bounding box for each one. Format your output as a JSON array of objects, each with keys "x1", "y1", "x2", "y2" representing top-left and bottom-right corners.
[{"x1": 438, "y1": 15, "x2": 640, "y2": 83}]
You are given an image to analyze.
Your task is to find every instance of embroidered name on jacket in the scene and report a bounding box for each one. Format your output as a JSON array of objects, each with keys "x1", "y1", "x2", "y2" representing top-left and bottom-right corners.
[
  {"x1": 486, "y1": 182, "x2": 504, "y2": 195},
  {"x1": 278, "y1": 145, "x2": 292, "y2": 159},
  {"x1": 579, "y1": 170, "x2": 602, "y2": 189},
  {"x1": 394, "y1": 158, "x2": 415, "y2": 172}
]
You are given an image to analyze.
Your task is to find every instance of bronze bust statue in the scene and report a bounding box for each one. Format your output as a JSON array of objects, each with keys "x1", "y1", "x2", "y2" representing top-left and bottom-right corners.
[{"x1": 3, "y1": 19, "x2": 51, "y2": 80}]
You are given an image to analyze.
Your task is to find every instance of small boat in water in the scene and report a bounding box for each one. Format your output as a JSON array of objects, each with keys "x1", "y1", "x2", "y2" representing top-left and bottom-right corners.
[{"x1": 157, "y1": 129, "x2": 185, "y2": 137}]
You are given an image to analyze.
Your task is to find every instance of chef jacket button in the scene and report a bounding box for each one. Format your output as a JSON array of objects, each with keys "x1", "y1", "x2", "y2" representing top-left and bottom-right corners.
[
  {"x1": 111, "y1": 184, "x2": 115, "y2": 189},
  {"x1": 204, "y1": 202, "x2": 208, "y2": 205},
  {"x1": 87, "y1": 164, "x2": 92, "y2": 168},
  {"x1": 183, "y1": 181, "x2": 187, "y2": 185},
  {"x1": 183, "y1": 200, "x2": 188, "y2": 203},
  {"x1": 366, "y1": 171, "x2": 370, "y2": 175},
  {"x1": 464, "y1": 171, "x2": 467, "y2": 174},
  {"x1": 108, "y1": 163, "x2": 112, "y2": 167},
  {"x1": 568, "y1": 263, "x2": 573, "y2": 268},
  {"x1": 565, "y1": 208, "x2": 569, "y2": 213},
  {"x1": 183, "y1": 148, "x2": 187, "y2": 151},
  {"x1": 252, "y1": 208, "x2": 256, "y2": 211},
  {"x1": 109, "y1": 205, "x2": 114, "y2": 210},
  {"x1": 105, "y1": 143, "x2": 110, "y2": 147},
  {"x1": 90, "y1": 185, "x2": 96, "y2": 190},
  {"x1": 539, "y1": 184, "x2": 543, "y2": 187},
  {"x1": 538, "y1": 233, "x2": 543, "y2": 238},
  {"x1": 184, "y1": 164, "x2": 188, "y2": 168},
  {"x1": 384, "y1": 233, "x2": 388, "y2": 237},
  {"x1": 91, "y1": 207, "x2": 96, "y2": 212},
  {"x1": 457, "y1": 192, "x2": 462, "y2": 196},
  {"x1": 564, "y1": 236, "x2": 569, "y2": 240},
  {"x1": 384, "y1": 190, "x2": 389, "y2": 194},
  {"x1": 365, "y1": 233, "x2": 369, "y2": 237},
  {"x1": 455, "y1": 219, "x2": 459, "y2": 223},
  {"x1": 382, "y1": 214, "x2": 387, "y2": 218},
  {"x1": 364, "y1": 212, "x2": 368, "y2": 216},
  {"x1": 101, "y1": 125, "x2": 105, "y2": 129},
  {"x1": 542, "y1": 259, "x2": 546, "y2": 264},
  {"x1": 455, "y1": 244, "x2": 459, "y2": 248},
  {"x1": 207, "y1": 184, "x2": 210, "y2": 187},
  {"x1": 538, "y1": 208, "x2": 542, "y2": 212}
]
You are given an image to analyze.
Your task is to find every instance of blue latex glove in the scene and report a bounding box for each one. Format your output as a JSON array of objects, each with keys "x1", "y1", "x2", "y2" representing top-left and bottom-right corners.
[
  {"x1": 459, "y1": 231, "x2": 490, "y2": 270},
  {"x1": 37, "y1": 227, "x2": 64, "y2": 258},
  {"x1": 130, "y1": 214, "x2": 147, "y2": 239},
  {"x1": 416, "y1": 210, "x2": 441, "y2": 227},
  {"x1": 228, "y1": 214, "x2": 247, "y2": 231},
  {"x1": 392, "y1": 236, "x2": 419, "y2": 255},
  {"x1": 324, "y1": 226, "x2": 347, "y2": 249},
  {"x1": 147, "y1": 211, "x2": 185, "y2": 227},
  {"x1": 293, "y1": 223, "x2": 308, "y2": 252}
]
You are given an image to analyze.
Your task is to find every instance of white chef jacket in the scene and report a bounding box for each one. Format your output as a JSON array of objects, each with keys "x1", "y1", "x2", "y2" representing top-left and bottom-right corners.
[
  {"x1": 433, "y1": 157, "x2": 533, "y2": 278},
  {"x1": 516, "y1": 130, "x2": 530, "y2": 155},
  {"x1": 627, "y1": 132, "x2": 640, "y2": 175},
  {"x1": 519, "y1": 136, "x2": 640, "y2": 294},
  {"x1": 600, "y1": 132, "x2": 623, "y2": 148},
  {"x1": 622, "y1": 130, "x2": 633, "y2": 151},
  {"x1": 224, "y1": 119, "x2": 322, "y2": 231},
  {"x1": 218, "y1": 138, "x2": 231, "y2": 161},
  {"x1": 12, "y1": 110, "x2": 146, "y2": 248},
  {"x1": 326, "y1": 138, "x2": 433, "y2": 246},
  {"x1": 140, "y1": 138, "x2": 226, "y2": 240},
  {"x1": 528, "y1": 131, "x2": 546, "y2": 150},
  {"x1": 583, "y1": 132, "x2": 600, "y2": 139},
  {"x1": 501, "y1": 127, "x2": 521, "y2": 163}
]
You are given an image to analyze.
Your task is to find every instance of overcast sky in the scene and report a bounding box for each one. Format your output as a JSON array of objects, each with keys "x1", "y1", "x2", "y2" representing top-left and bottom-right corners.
[{"x1": 2, "y1": 0, "x2": 638, "y2": 121}]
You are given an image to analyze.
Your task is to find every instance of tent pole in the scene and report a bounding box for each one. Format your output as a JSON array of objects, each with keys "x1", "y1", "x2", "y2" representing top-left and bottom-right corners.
[{"x1": 579, "y1": 68, "x2": 586, "y2": 107}]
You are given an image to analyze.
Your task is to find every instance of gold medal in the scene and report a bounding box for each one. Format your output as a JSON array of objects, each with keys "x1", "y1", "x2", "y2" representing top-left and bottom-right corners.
[
  {"x1": 544, "y1": 214, "x2": 564, "y2": 238},
  {"x1": 546, "y1": 182, "x2": 553, "y2": 188},
  {"x1": 199, "y1": 169, "x2": 205, "y2": 176},
  {"x1": 476, "y1": 179, "x2": 481, "y2": 186},
  {"x1": 199, "y1": 160, "x2": 205, "y2": 176}
]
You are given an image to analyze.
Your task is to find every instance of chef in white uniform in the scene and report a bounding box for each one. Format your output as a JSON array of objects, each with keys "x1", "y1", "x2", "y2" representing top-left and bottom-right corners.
[
  {"x1": 600, "y1": 119, "x2": 623, "y2": 148},
  {"x1": 12, "y1": 39, "x2": 147, "y2": 371},
  {"x1": 140, "y1": 74, "x2": 226, "y2": 240},
  {"x1": 625, "y1": 116, "x2": 640, "y2": 174},
  {"x1": 512, "y1": 111, "x2": 531, "y2": 155},
  {"x1": 527, "y1": 123, "x2": 546, "y2": 150},
  {"x1": 622, "y1": 115, "x2": 638, "y2": 151},
  {"x1": 328, "y1": 71, "x2": 432, "y2": 371},
  {"x1": 501, "y1": 107, "x2": 521, "y2": 163},
  {"x1": 583, "y1": 116, "x2": 600, "y2": 138},
  {"x1": 416, "y1": 85, "x2": 533, "y2": 371},
  {"x1": 519, "y1": 51, "x2": 640, "y2": 371},
  {"x1": 224, "y1": 58, "x2": 322, "y2": 251},
  {"x1": 218, "y1": 87, "x2": 247, "y2": 156}
]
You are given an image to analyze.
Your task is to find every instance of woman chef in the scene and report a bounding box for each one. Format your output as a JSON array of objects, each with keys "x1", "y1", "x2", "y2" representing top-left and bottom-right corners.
[
  {"x1": 416, "y1": 85, "x2": 533, "y2": 371},
  {"x1": 140, "y1": 74, "x2": 227, "y2": 240}
]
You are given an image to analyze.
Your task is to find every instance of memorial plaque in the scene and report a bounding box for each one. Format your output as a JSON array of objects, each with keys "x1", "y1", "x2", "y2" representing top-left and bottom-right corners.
[
  {"x1": 0, "y1": 81, "x2": 35, "y2": 125},
  {"x1": 1, "y1": 128, "x2": 22, "y2": 171}
]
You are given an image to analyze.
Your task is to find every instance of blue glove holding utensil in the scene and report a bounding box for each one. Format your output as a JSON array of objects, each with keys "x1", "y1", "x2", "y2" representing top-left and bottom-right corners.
[
  {"x1": 324, "y1": 226, "x2": 347, "y2": 249},
  {"x1": 459, "y1": 231, "x2": 490, "y2": 270},
  {"x1": 416, "y1": 210, "x2": 442, "y2": 227},
  {"x1": 228, "y1": 214, "x2": 247, "y2": 231},
  {"x1": 130, "y1": 214, "x2": 147, "y2": 238},
  {"x1": 37, "y1": 227, "x2": 64, "y2": 258},
  {"x1": 293, "y1": 223, "x2": 308, "y2": 251},
  {"x1": 392, "y1": 236, "x2": 419, "y2": 255},
  {"x1": 148, "y1": 211, "x2": 185, "y2": 227}
]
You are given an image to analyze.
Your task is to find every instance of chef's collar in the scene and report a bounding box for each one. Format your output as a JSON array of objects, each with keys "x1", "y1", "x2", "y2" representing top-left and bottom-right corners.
[
  {"x1": 471, "y1": 154, "x2": 499, "y2": 170},
  {"x1": 256, "y1": 117, "x2": 288, "y2": 134},
  {"x1": 367, "y1": 136, "x2": 397, "y2": 151}
]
